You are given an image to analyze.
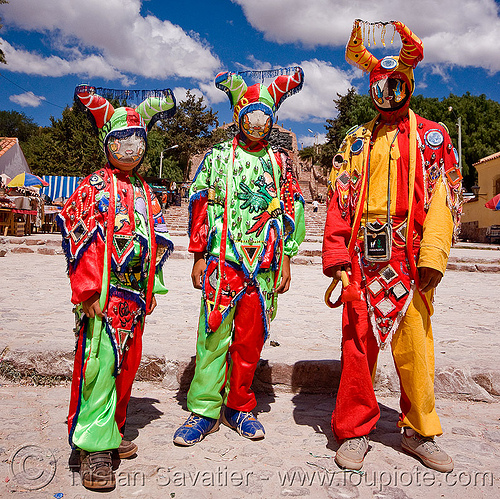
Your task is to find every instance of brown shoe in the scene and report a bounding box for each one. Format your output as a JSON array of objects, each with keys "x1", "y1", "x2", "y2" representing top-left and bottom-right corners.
[
  {"x1": 117, "y1": 439, "x2": 138, "y2": 459},
  {"x1": 401, "y1": 429, "x2": 454, "y2": 473},
  {"x1": 79, "y1": 450, "x2": 116, "y2": 490}
]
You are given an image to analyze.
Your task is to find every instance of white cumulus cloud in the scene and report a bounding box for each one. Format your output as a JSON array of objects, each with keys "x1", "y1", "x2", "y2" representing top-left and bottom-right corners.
[
  {"x1": 0, "y1": 0, "x2": 221, "y2": 83},
  {"x1": 276, "y1": 59, "x2": 355, "y2": 123},
  {"x1": 9, "y1": 91, "x2": 46, "y2": 107},
  {"x1": 232, "y1": 0, "x2": 500, "y2": 72}
]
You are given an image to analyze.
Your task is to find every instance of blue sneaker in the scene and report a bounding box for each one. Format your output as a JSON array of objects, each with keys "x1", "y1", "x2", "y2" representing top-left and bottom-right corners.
[
  {"x1": 173, "y1": 413, "x2": 219, "y2": 446},
  {"x1": 222, "y1": 407, "x2": 265, "y2": 440}
]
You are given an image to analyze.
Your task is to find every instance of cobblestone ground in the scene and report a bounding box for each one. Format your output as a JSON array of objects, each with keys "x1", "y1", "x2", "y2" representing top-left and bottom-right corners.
[{"x1": 1, "y1": 379, "x2": 499, "y2": 498}]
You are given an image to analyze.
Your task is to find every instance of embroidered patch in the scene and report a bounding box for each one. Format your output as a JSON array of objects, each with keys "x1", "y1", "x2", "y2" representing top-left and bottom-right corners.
[
  {"x1": 381, "y1": 56, "x2": 398, "y2": 70},
  {"x1": 337, "y1": 171, "x2": 351, "y2": 188},
  {"x1": 89, "y1": 174, "x2": 106, "y2": 190},
  {"x1": 113, "y1": 234, "x2": 134, "y2": 258},
  {"x1": 395, "y1": 221, "x2": 407, "y2": 243},
  {"x1": 118, "y1": 328, "x2": 132, "y2": 352},
  {"x1": 350, "y1": 138, "x2": 364, "y2": 155},
  {"x1": 241, "y1": 244, "x2": 262, "y2": 266},
  {"x1": 351, "y1": 168, "x2": 361, "y2": 187},
  {"x1": 424, "y1": 129, "x2": 444, "y2": 149},
  {"x1": 428, "y1": 163, "x2": 441, "y2": 181}
]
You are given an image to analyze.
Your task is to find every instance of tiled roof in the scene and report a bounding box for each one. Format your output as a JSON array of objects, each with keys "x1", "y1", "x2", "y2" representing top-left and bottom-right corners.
[
  {"x1": 473, "y1": 151, "x2": 500, "y2": 166},
  {"x1": 0, "y1": 137, "x2": 19, "y2": 159}
]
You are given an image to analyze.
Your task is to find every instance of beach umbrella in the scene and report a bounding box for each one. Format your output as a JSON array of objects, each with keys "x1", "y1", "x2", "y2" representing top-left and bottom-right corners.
[
  {"x1": 485, "y1": 193, "x2": 500, "y2": 211},
  {"x1": 7, "y1": 172, "x2": 49, "y2": 188}
]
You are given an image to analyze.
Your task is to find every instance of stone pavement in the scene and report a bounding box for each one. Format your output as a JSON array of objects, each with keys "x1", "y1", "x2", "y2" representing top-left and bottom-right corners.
[
  {"x1": 0, "y1": 233, "x2": 499, "y2": 497},
  {"x1": 0, "y1": 233, "x2": 499, "y2": 399},
  {"x1": 0, "y1": 380, "x2": 499, "y2": 498}
]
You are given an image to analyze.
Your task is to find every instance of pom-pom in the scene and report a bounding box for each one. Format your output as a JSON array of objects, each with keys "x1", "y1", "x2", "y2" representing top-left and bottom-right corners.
[{"x1": 208, "y1": 309, "x2": 223, "y2": 332}]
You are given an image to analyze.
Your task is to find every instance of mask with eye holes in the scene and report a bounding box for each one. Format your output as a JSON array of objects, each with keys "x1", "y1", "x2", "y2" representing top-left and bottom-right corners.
[
  {"x1": 345, "y1": 20, "x2": 423, "y2": 122},
  {"x1": 215, "y1": 67, "x2": 304, "y2": 143}
]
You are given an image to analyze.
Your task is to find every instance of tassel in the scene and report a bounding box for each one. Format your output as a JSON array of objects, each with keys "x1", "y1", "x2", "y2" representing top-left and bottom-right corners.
[{"x1": 208, "y1": 309, "x2": 223, "y2": 332}]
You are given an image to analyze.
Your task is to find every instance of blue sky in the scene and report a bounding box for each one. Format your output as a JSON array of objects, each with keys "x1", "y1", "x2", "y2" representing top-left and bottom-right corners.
[{"x1": 1, "y1": 0, "x2": 500, "y2": 148}]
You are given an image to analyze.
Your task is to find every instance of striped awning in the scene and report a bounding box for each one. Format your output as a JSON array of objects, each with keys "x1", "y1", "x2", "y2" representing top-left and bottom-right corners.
[{"x1": 41, "y1": 175, "x2": 81, "y2": 201}]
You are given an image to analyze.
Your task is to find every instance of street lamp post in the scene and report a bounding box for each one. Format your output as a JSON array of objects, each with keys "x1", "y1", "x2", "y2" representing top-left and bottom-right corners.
[
  {"x1": 307, "y1": 128, "x2": 319, "y2": 159},
  {"x1": 159, "y1": 144, "x2": 179, "y2": 179}
]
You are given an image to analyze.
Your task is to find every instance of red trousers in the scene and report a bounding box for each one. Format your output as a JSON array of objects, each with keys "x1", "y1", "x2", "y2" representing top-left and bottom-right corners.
[{"x1": 187, "y1": 263, "x2": 266, "y2": 419}]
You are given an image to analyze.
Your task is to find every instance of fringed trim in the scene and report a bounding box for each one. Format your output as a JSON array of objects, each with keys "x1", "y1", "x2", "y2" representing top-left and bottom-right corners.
[
  {"x1": 268, "y1": 220, "x2": 283, "y2": 272},
  {"x1": 256, "y1": 285, "x2": 271, "y2": 341},
  {"x1": 135, "y1": 232, "x2": 150, "y2": 281},
  {"x1": 203, "y1": 286, "x2": 246, "y2": 337},
  {"x1": 191, "y1": 151, "x2": 212, "y2": 186},
  {"x1": 187, "y1": 189, "x2": 208, "y2": 237},
  {"x1": 109, "y1": 284, "x2": 146, "y2": 312},
  {"x1": 104, "y1": 320, "x2": 120, "y2": 377},
  {"x1": 236, "y1": 66, "x2": 300, "y2": 80},
  {"x1": 66, "y1": 228, "x2": 100, "y2": 274},
  {"x1": 155, "y1": 237, "x2": 174, "y2": 273},
  {"x1": 78, "y1": 85, "x2": 174, "y2": 104}
]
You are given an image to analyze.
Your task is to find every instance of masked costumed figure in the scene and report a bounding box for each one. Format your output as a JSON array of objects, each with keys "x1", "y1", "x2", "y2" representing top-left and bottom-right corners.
[
  {"x1": 173, "y1": 67, "x2": 305, "y2": 445},
  {"x1": 58, "y1": 85, "x2": 175, "y2": 490},
  {"x1": 322, "y1": 20, "x2": 462, "y2": 472}
]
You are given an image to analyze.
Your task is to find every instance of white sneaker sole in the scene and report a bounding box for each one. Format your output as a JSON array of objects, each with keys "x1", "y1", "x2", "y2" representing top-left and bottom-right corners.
[{"x1": 221, "y1": 412, "x2": 265, "y2": 440}]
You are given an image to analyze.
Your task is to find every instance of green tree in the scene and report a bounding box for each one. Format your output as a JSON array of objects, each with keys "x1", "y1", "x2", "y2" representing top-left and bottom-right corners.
[
  {"x1": 320, "y1": 87, "x2": 375, "y2": 171},
  {"x1": 23, "y1": 100, "x2": 101, "y2": 177},
  {"x1": 159, "y1": 90, "x2": 220, "y2": 179},
  {"x1": 0, "y1": 110, "x2": 38, "y2": 142},
  {"x1": 320, "y1": 88, "x2": 500, "y2": 190},
  {"x1": 299, "y1": 146, "x2": 315, "y2": 162},
  {"x1": 0, "y1": 0, "x2": 7, "y2": 65},
  {"x1": 140, "y1": 128, "x2": 183, "y2": 181}
]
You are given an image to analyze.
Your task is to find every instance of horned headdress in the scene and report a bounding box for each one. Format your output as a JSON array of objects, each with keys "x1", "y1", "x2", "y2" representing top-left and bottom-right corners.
[
  {"x1": 345, "y1": 20, "x2": 423, "y2": 119},
  {"x1": 215, "y1": 67, "x2": 304, "y2": 140},
  {"x1": 75, "y1": 85, "x2": 176, "y2": 154}
]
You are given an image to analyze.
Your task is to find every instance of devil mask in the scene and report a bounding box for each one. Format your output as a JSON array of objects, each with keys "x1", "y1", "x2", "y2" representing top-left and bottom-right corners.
[
  {"x1": 75, "y1": 85, "x2": 176, "y2": 170},
  {"x1": 346, "y1": 20, "x2": 423, "y2": 121},
  {"x1": 215, "y1": 67, "x2": 304, "y2": 142}
]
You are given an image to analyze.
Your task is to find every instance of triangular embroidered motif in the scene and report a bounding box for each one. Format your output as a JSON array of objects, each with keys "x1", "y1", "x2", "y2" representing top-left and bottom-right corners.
[
  {"x1": 241, "y1": 244, "x2": 261, "y2": 266},
  {"x1": 113, "y1": 234, "x2": 133, "y2": 258}
]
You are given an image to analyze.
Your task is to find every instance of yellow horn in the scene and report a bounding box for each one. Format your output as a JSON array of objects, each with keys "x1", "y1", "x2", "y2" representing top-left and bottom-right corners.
[
  {"x1": 393, "y1": 21, "x2": 424, "y2": 68},
  {"x1": 345, "y1": 20, "x2": 379, "y2": 72}
]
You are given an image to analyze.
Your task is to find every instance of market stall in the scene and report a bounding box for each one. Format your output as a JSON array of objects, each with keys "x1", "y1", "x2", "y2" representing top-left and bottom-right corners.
[{"x1": 0, "y1": 173, "x2": 48, "y2": 236}]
